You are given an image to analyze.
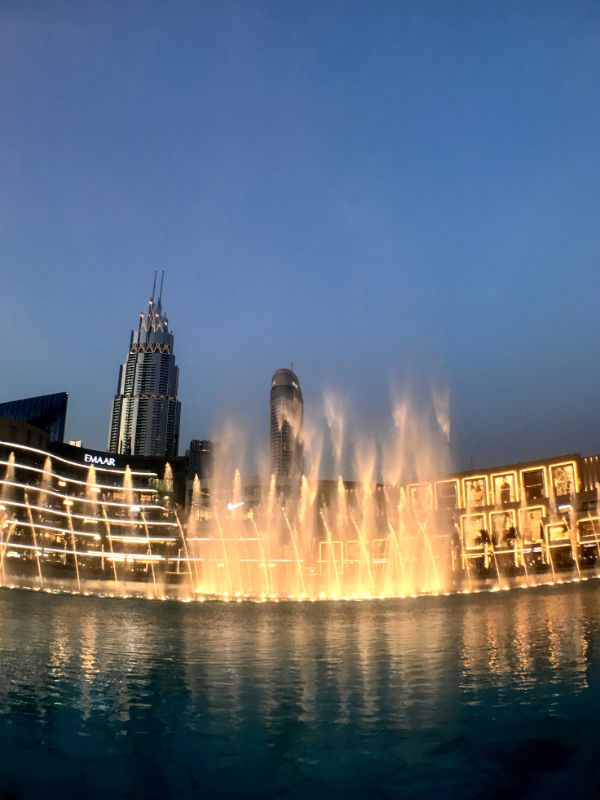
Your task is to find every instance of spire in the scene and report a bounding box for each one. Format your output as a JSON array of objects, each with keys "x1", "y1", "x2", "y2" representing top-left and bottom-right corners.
[
  {"x1": 158, "y1": 269, "x2": 165, "y2": 310},
  {"x1": 142, "y1": 269, "x2": 169, "y2": 333}
]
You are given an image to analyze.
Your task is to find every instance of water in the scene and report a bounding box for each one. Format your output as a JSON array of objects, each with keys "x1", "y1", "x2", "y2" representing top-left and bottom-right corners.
[
  {"x1": 1, "y1": 584, "x2": 600, "y2": 798},
  {"x1": 4, "y1": 440, "x2": 594, "y2": 602}
]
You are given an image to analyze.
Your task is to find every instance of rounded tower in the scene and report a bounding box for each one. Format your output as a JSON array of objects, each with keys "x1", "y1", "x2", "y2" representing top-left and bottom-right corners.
[{"x1": 270, "y1": 368, "x2": 303, "y2": 478}]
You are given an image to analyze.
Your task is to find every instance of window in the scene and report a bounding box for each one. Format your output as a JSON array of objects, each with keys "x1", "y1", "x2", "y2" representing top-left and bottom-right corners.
[
  {"x1": 490, "y1": 511, "x2": 516, "y2": 546},
  {"x1": 492, "y1": 473, "x2": 517, "y2": 504},
  {"x1": 519, "y1": 507, "x2": 544, "y2": 542},
  {"x1": 550, "y1": 464, "x2": 576, "y2": 497},
  {"x1": 464, "y1": 477, "x2": 488, "y2": 508},
  {"x1": 522, "y1": 469, "x2": 545, "y2": 502},
  {"x1": 461, "y1": 514, "x2": 486, "y2": 549},
  {"x1": 408, "y1": 484, "x2": 431, "y2": 511},
  {"x1": 436, "y1": 481, "x2": 458, "y2": 509}
]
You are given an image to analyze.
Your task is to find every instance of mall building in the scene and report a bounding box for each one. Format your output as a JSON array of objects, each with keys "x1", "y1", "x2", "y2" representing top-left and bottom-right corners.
[
  {"x1": 0, "y1": 420, "x2": 192, "y2": 593},
  {"x1": 415, "y1": 452, "x2": 600, "y2": 577}
]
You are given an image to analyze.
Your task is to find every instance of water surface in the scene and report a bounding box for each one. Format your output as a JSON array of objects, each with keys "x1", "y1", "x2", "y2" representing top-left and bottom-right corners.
[{"x1": 1, "y1": 583, "x2": 599, "y2": 798}]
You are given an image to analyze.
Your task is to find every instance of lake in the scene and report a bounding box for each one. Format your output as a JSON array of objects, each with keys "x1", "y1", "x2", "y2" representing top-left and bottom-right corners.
[{"x1": 1, "y1": 582, "x2": 599, "y2": 798}]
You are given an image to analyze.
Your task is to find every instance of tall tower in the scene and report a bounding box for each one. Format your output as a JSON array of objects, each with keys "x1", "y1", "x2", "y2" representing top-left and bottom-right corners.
[
  {"x1": 108, "y1": 271, "x2": 181, "y2": 458},
  {"x1": 270, "y1": 368, "x2": 303, "y2": 478}
]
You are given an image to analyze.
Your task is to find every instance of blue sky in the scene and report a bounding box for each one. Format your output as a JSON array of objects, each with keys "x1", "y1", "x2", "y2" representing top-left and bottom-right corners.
[{"x1": 1, "y1": 1, "x2": 600, "y2": 469}]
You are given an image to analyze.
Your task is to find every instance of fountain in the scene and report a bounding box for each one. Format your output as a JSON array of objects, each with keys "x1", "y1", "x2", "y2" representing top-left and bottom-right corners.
[
  {"x1": 1, "y1": 386, "x2": 600, "y2": 602},
  {"x1": 181, "y1": 391, "x2": 454, "y2": 600},
  {"x1": 1, "y1": 452, "x2": 15, "y2": 500}
]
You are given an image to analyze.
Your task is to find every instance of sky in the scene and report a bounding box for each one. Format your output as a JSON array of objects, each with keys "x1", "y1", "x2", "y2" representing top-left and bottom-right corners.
[{"x1": 1, "y1": 1, "x2": 600, "y2": 472}]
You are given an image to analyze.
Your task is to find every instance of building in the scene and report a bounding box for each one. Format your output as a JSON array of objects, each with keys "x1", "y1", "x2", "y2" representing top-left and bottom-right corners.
[
  {"x1": 0, "y1": 428, "x2": 187, "y2": 595},
  {"x1": 378, "y1": 451, "x2": 600, "y2": 580},
  {"x1": 50, "y1": 440, "x2": 188, "y2": 509},
  {"x1": 0, "y1": 417, "x2": 49, "y2": 450},
  {"x1": 186, "y1": 440, "x2": 217, "y2": 482},
  {"x1": 270, "y1": 368, "x2": 303, "y2": 478},
  {"x1": 108, "y1": 271, "x2": 181, "y2": 458},
  {"x1": 3, "y1": 412, "x2": 600, "y2": 596},
  {"x1": 0, "y1": 392, "x2": 68, "y2": 442}
]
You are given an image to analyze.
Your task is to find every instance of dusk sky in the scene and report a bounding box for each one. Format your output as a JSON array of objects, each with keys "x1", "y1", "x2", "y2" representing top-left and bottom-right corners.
[{"x1": 2, "y1": 1, "x2": 600, "y2": 471}]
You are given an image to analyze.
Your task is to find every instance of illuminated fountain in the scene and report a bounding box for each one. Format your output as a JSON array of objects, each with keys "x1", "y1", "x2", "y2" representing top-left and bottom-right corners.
[
  {"x1": 0, "y1": 445, "x2": 183, "y2": 599},
  {"x1": 1, "y1": 386, "x2": 600, "y2": 601},
  {"x1": 182, "y1": 390, "x2": 600, "y2": 600},
  {"x1": 185, "y1": 390, "x2": 454, "y2": 599}
]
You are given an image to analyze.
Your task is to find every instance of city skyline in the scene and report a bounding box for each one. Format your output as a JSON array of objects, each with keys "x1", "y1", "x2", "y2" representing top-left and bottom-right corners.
[
  {"x1": 3, "y1": 6, "x2": 600, "y2": 799},
  {"x1": 3, "y1": 3, "x2": 600, "y2": 469},
  {"x1": 3, "y1": 265, "x2": 599, "y2": 475}
]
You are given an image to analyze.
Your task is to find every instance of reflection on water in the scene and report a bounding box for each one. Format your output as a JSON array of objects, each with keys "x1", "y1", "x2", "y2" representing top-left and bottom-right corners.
[{"x1": 1, "y1": 584, "x2": 600, "y2": 797}]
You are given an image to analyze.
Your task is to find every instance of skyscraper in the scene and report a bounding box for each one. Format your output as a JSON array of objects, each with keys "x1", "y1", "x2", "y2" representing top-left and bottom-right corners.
[
  {"x1": 270, "y1": 368, "x2": 303, "y2": 478},
  {"x1": 186, "y1": 439, "x2": 217, "y2": 481},
  {"x1": 108, "y1": 272, "x2": 181, "y2": 458}
]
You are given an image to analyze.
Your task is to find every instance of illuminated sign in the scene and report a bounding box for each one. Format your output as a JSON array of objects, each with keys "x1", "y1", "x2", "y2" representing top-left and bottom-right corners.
[{"x1": 84, "y1": 453, "x2": 116, "y2": 467}]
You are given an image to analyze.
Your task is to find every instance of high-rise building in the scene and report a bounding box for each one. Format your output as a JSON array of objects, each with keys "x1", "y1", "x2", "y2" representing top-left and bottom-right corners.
[
  {"x1": 108, "y1": 272, "x2": 181, "y2": 458},
  {"x1": 186, "y1": 439, "x2": 217, "y2": 481},
  {"x1": 270, "y1": 368, "x2": 303, "y2": 477},
  {"x1": 0, "y1": 392, "x2": 68, "y2": 442}
]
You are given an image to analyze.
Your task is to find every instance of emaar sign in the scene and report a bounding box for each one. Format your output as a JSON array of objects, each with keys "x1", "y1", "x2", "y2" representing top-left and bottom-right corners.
[{"x1": 84, "y1": 453, "x2": 116, "y2": 467}]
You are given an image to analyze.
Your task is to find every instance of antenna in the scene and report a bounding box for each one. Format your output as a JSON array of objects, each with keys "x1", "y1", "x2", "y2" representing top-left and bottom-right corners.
[
  {"x1": 131, "y1": 310, "x2": 144, "y2": 400},
  {"x1": 151, "y1": 269, "x2": 158, "y2": 302},
  {"x1": 158, "y1": 269, "x2": 165, "y2": 307}
]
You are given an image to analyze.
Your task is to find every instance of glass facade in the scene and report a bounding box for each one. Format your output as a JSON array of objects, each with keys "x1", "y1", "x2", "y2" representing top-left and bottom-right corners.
[{"x1": 0, "y1": 393, "x2": 68, "y2": 442}]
